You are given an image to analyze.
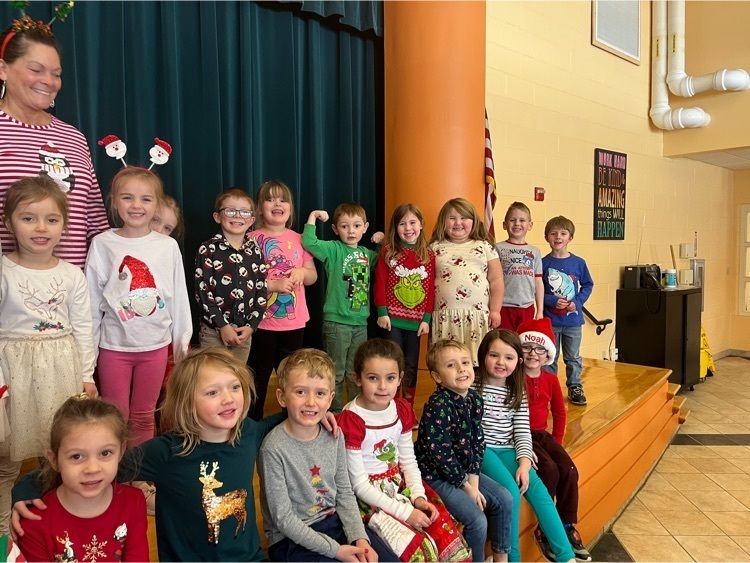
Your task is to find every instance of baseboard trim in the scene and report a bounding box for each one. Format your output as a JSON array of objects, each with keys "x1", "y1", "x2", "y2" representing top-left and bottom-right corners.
[{"x1": 715, "y1": 349, "x2": 750, "y2": 360}]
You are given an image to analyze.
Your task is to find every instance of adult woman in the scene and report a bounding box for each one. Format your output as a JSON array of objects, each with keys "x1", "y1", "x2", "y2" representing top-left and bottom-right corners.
[{"x1": 0, "y1": 19, "x2": 109, "y2": 268}]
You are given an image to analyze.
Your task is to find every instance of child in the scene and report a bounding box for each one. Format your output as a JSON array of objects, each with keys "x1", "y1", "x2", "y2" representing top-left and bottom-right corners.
[
  {"x1": 150, "y1": 194, "x2": 184, "y2": 239},
  {"x1": 517, "y1": 318, "x2": 590, "y2": 562},
  {"x1": 195, "y1": 187, "x2": 267, "y2": 363},
  {"x1": 85, "y1": 167, "x2": 192, "y2": 446},
  {"x1": 541, "y1": 216, "x2": 594, "y2": 406},
  {"x1": 17, "y1": 396, "x2": 148, "y2": 562},
  {"x1": 259, "y1": 348, "x2": 393, "y2": 562},
  {"x1": 429, "y1": 198, "x2": 503, "y2": 366},
  {"x1": 374, "y1": 204, "x2": 435, "y2": 407},
  {"x1": 0, "y1": 175, "x2": 97, "y2": 535},
  {"x1": 247, "y1": 180, "x2": 317, "y2": 420},
  {"x1": 338, "y1": 339, "x2": 470, "y2": 562},
  {"x1": 476, "y1": 329, "x2": 574, "y2": 563},
  {"x1": 302, "y1": 204, "x2": 383, "y2": 412},
  {"x1": 415, "y1": 340, "x2": 513, "y2": 563},
  {"x1": 496, "y1": 202, "x2": 544, "y2": 331},
  {"x1": 13, "y1": 347, "x2": 337, "y2": 561}
]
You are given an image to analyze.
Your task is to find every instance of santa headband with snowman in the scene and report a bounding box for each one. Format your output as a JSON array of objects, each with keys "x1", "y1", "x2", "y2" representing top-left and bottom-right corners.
[{"x1": 98, "y1": 135, "x2": 173, "y2": 171}]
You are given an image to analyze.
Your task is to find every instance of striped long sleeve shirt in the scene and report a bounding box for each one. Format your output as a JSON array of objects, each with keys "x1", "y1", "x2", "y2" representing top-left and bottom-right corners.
[{"x1": 480, "y1": 383, "x2": 534, "y2": 461}]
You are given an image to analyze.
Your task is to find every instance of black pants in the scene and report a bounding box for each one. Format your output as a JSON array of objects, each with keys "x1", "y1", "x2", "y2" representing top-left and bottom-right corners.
[
  {"x1": 531, "y1": 430, "x2": 579, "y2": 524},
  {"x1": 381, "y1": 326, "x2": 420, "y2": 392}
]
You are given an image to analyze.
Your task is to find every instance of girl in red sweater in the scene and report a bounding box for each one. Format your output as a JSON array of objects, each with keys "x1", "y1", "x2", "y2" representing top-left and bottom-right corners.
[
  {"x1": 518, "y1": 318, "x2": 591, "y2": 562},
  {"x1": 374, "y1": 204, "x2": 436, "y2": 407}
]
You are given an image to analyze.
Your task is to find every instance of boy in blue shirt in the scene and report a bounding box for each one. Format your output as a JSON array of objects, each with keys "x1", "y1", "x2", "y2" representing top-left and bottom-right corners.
[{"x1": 541, "y1": 216, "x2": 594, "y2": 406}]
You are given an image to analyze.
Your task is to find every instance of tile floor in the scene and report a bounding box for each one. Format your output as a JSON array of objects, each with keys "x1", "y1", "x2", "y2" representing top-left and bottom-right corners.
[{"x1": 591, "y1": 356, "x2": 750, "y2": 562}]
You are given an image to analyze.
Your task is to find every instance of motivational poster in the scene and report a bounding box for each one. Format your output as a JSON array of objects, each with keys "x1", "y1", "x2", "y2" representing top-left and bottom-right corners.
[{"x1": 594, "y1": 148, "x2": 626, "y2": 240}]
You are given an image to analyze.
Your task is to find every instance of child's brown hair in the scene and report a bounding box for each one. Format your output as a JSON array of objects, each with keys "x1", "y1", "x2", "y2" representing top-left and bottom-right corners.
[
  {"x1": 214, "y1": 187, "x2": 255, "y2": 214},
  {"x1": 475, "y1": 329, "x2": 525, "y2": 409},
  {"x1": 255, "y1": 179, "x2": 295, "y2": 229},
  {"x1": 352, "y1": 338, "x2": 405, "y2": 380},
  {"x1": 276, "y1": 348, "x2": 335, "y2": 392},
  {"x1": 426, "y1": 339, "x2": 471, "y2": 374},
  {"x1": 3, "y1": 175, "x2": 69, "y2": 230},
  {"x1": 108, "y1": 167, "x2": 165, "y2": 227},
  {"x1": 384, "y1": 203, "x2": 431, "y2": 265},
  {"x1": 430, "y1": 198, "x2": 494, "y2": 245},
  {"x1": 333, "y1": 202, "x2": 367, "y2": 225},
  {"x1": 504, "y1": 201, "x2": 531, "y2": 223},
  {"x1": 544, "y1": 216, "x2": 575, "y2": 238}
]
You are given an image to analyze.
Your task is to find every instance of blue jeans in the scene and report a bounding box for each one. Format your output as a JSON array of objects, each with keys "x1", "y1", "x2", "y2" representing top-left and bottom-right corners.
[
  {"x1": 428, "y1": 474, "x2": 513, "y2": 561},
  {"x1": 548, "y1": 325, "x2": 583, "y2": 388},
  {"x1": 322, "y1": 321, "x2": 367, "y2": 412},
  {"x1": 482, "y1": 447, "x2": 575, "y2": 562}
]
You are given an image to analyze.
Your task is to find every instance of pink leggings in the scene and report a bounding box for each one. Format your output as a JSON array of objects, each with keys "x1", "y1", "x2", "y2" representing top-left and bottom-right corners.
[{"x1": 98, "y1": 346, "x2": 168, "y2": 446}]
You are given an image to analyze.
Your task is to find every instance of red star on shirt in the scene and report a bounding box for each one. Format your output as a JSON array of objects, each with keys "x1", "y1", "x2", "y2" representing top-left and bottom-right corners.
[{"x1": 310, "y1": 465, "x2": 321, "y2": 476}]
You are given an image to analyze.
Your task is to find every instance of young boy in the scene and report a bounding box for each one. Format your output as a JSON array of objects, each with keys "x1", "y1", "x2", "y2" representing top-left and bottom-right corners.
[
  {"x1": 302, "y1": 203, "x2": 384, "y2": 412},
  {"x1": 415, "y1": 340, "x2": 513, "y2": 563},
  {"x1": 496, "y1": 202, "x2": 544, "y2": 331},
  {"x1": 195, "y1": 187, "x2": 268, "y2": 363},
  {"x1": 541, "y1": 216, "x2": 593, "y2": 406},
  {"x1": 258, "y1": 348, "x2": 394, "y2": 562},
  {"x1": 518, "y1": 318, "x2": 591, "y2": 562}
]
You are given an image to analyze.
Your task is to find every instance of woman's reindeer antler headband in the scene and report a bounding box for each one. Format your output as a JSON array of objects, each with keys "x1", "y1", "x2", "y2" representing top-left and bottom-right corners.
[
  {"x1": 98, "y1": 135, "x2": 173, "y2": 171},
  {"x1": 1, "y1": 1, "x2": 74, "y2": 59}
]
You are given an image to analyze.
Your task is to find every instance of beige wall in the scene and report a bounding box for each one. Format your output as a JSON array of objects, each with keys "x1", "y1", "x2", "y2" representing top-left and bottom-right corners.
[
  {"x1": 486, "y1": 1, "x2": 735, "y2": 357},
  {"x1": 732, "y1": 170, "x2": 750, "y2": 349},
  {"x1": 664, "y1": 1, "x2": 750, "y2": 157}
]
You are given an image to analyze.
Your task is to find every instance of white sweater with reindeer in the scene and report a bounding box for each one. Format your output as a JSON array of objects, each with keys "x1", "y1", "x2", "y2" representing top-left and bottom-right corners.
[{"x1": 0, "y1": 256, "x2": 95, "y2": 383}]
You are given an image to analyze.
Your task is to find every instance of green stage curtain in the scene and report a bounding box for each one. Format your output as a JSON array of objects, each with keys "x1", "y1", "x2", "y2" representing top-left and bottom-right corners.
[
  {"x1": 277, "y1": 0, "x2": 382, "y2": 35},
  {"x1": 0, "y1": 1, "x2": 384, "y2": 348}
]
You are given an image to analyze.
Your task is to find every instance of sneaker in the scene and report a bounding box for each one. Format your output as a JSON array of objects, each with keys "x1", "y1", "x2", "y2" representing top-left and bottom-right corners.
[
  {"x1": 566, "y1": 525, "x2": 592, "y2": 562},
  {"x1": 533, "y1": 527, "x2": 555, "y2": 563},
  {"x1": 568, "y1": 385, "x2": 587, "y2": 406}
]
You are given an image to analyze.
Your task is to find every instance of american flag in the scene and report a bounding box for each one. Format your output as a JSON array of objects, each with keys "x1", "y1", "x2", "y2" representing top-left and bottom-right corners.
[{"x1": 484, "y1": 109, "x2": 497, "y2": 237}]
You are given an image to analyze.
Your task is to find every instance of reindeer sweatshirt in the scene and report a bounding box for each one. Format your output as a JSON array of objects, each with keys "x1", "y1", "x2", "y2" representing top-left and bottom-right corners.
[{"x1": 0, "y1": 256, "x2": 95, "y2": 383}]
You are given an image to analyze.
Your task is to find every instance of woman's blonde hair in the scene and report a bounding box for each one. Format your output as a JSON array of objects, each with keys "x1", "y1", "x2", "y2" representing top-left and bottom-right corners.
[
  {"x1": 254, "y1": 179, "x2": 295, "y2": 229},
  {"x1": 384, "y1": 203, "x2": 431, "y2": 265},
  {"x1": 429, "y1": 198, "x2": 494, "y2": 245},
  {"x1": 108, "y1": 167, "x2": 165, "y2": 227},
  {"x1": 161, "y1": 347, "x2": 256, "y2": 456}
]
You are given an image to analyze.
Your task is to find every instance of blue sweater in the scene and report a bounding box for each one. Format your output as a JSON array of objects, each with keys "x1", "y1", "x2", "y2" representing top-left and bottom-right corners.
[{"x1": 541, "y1": 253, "x2": 593, "y2": 327}]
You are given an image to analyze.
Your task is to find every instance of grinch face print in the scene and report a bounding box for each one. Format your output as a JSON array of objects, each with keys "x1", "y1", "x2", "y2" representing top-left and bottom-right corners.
[
  {"x1": 98, "y1": 135, "x2": 172, "y2": 171},
  {"x1": 116, "y1": 255, "x2": 165, "y2": 321}
]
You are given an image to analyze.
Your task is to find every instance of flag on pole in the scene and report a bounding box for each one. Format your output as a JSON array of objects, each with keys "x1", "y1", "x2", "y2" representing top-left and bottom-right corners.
[{"x1": 484, "y1": 109, "x2": 497, "y2": 237}]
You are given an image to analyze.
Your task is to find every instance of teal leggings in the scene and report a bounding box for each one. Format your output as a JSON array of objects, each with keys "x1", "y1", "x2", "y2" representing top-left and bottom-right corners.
[{"x1": 482, "y1": 447, "x2": 574, "y2": 562}]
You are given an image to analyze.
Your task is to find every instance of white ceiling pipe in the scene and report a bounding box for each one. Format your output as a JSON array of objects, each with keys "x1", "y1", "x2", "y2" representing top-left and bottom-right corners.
[
  {"x1": 667, "y1": 0, "x2": 750, "y2": 97},
  {"x1": 650, "y1": 0, "x2": 710, "y2": 129}
]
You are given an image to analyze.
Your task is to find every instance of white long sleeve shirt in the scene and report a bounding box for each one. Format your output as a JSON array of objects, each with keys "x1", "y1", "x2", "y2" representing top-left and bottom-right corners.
[{"x1": 85, "y1": 230, "x2": 191, "y2": 361}]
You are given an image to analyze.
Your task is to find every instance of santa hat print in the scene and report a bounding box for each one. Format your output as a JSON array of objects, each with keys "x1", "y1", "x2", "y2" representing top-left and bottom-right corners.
[
  {"x1": 118, "y1": 255, "x2": 164, "y2": 317},
  {"x1": 118, "y1": 255, "x2": 157, "y2": 289},
  {"x1": 39, "y1": 142, "x2": 63, "y2": 159},
  {"x1": 517, "y1": 317, "x2": 557, "y2": 366},
  {"x1": 98, "y1": 134, "x2": 121, "y2": 148}
]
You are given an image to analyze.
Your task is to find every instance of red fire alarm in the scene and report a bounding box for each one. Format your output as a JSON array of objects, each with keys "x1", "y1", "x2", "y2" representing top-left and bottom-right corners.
[{"x1": 534, "y1": 187, "x2": 545, "y2": 201}]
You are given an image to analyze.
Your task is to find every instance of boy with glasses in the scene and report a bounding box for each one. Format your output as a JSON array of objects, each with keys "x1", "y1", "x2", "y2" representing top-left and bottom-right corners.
[
  {"x1": 518, "y1": 318, "x2": 591, "y2": 562},
  {"x1": 194, "y1": 187, "x2": 268, "y2": 362}
]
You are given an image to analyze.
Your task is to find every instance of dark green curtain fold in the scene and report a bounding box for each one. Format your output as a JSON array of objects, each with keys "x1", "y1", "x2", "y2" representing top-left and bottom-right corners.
[
  {"x1": 276, "y1": 0, "x2": 382, "y2": 35},
  {"x1": 0, "y1": 1, "x2": 384, "y2": 347}
]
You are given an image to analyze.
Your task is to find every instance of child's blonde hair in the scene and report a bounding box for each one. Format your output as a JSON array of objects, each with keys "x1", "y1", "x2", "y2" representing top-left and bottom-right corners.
[
  {"x1": 504, "y1": 201, "x2": 531, "y2": 223},
  {"x1": 352, "y1": 338, "x2": 405, "y2": 379},
  {"x1": 3, "y1": 175, "x2": 69, "y2": 230},
  {"x1": 430, "y1": 198, "x2": 494, "y2": 245},
  {"x1": 255, "y1": 179, "x2": 295, "y2": 229},
  {"x1": 158, "y1": 194, "x2": 184, "y2": 239},
  {"x1": 426, "y1": 339, "x2": 471, "y2": 374},
  {"x1": 108, "y1": 167, "x2": 165, "y2": 227},
  {"x1": 544, "y1": 216, "x2": 575, "y2": 238},
  {"x1": 384, "y1": 203, "x2": 430, "y2": 265},
  {"x1": 476, "y1": 329, "x2": 525, "y2": 409},
  {"x1": 333, "y1": 202, "x2": 367, "y2": 224},
  {"x1": 161, "y1": 347, "x2": 255, "y2": 455},
  {"x1": 40, "y1": 396, "x2": 129, "y2": 495},
  {"x1": 277, "y1": 348, "x2": 335, "y2": 392}
]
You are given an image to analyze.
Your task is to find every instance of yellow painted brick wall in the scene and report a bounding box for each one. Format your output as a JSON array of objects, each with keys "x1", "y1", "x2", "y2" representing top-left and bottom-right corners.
[{"x1": 486, "y1": 1, "x2": 734, "y2": 357}]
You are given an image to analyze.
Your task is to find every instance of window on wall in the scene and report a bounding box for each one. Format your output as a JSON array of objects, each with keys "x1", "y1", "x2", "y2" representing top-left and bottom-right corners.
[{"x1": 741, "y1": 205, "x2": 750, "y2": 315}]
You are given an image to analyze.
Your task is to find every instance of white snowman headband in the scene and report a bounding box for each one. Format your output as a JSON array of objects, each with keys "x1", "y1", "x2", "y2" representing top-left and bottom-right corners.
[{"x1": 98, "y1": 135, "x2": 173, "y2": 171}]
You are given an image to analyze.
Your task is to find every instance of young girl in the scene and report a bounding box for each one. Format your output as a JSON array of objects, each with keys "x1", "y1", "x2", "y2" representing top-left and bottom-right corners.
[
  {"x1": 0, "y1": 175, "x2": 96, "y2": 535},
  {"x1": 374, "y1": 204, "x2": 435, "y2": 407},
  {"x1": 476, "y1": 329, "x2": 574, "y2": 562},
  {"x1": 517, "y1": 319, "x2": 590, "y2": 562},
  {"x1": 17, "y1": 396, "x2": 148, "y2": 562},
  {"x1": 150, "y1": 194, "x2": 184, "y2": 239},
  {"x1": 429, "y1": 198, "x2": 503, "y2": 366},
  {"x1": 13, "y1": 347, "x2": 337, "y2": 561},
  {"x1": 338, "y1": 339, "x2": 470, "y2": 562},
  {"x1": 246, "y1": 179, "x2": 316, "y2": 420},
  {"x1": 85, "y1": 167, "x2": 192, "y2": 446}
]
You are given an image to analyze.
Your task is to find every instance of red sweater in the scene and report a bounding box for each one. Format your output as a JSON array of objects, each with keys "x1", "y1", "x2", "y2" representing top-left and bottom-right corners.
[
  {"x1": 374, "y1": 245, "x2": 435, "y2": 332},
  {"x1": 525, "y1": 369, "x2": 566, "y2": 444}
]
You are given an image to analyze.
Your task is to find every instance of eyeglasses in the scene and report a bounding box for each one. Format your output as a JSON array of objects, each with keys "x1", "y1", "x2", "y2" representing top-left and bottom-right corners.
[
  {"x1": 220, "y1": 208, "x2": 254, "y2": 219},
  {"x1": 521, "y1": 345, "x2": 547, "y2": 355}
]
